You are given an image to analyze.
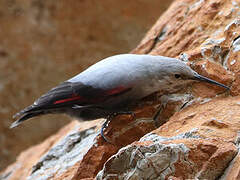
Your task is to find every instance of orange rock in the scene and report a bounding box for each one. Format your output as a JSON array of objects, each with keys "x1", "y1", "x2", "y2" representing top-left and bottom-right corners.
[
  {"x1": 221, "y1": 152, "x2": 240, "y2": 180},
  {"x1": 191, "y1": 60, "x2": 234, "y2": 97},
  {"x1": 97, "y1": 138, "x2": 237, "y2": 179},
  {"x1": 97, "y1": 96, "x2": 240, "y2": 179}
]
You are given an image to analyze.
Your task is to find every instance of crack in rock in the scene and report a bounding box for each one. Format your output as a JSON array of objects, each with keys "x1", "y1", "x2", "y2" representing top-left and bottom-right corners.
[{"x1": 147, "y1": 26, "x2": 167, "y2": 53}]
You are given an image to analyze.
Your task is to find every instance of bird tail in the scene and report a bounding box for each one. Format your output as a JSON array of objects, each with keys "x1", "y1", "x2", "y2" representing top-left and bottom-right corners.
[
  {"x1": 10, "y1": 105, "x2": 49, "y2": 128},
  {"x1": 10, "y1": 81, "x2": 83, "y2": 128},
  {"x1": 10, "y1": 111, "x2": 45, "y2": 128}
]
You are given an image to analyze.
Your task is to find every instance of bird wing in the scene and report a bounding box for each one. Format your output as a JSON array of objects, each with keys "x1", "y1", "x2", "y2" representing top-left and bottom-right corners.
[{"x1": 13, "y1": 81, "x2": 132, "y2": 118}]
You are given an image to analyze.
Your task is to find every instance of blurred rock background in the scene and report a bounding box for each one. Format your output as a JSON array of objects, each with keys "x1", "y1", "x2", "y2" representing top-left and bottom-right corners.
[{"x1": 0, "y1": 0, "x2": 172, "y2": 171}]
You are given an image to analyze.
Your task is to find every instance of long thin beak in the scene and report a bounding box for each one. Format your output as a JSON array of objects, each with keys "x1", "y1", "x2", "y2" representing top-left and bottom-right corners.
[{"x1": 194, "y1": 74, "x2": 230, "y2": 90}]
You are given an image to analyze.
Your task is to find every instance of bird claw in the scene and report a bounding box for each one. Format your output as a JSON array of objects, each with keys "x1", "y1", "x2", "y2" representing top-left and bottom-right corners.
[{"x1": 101, "y1": 120, "x2": 111, "y2": 143}]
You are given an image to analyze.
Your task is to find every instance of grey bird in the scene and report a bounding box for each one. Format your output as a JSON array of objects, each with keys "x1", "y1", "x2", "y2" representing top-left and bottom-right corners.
[{"x1": 11, "y1": 54, "x2": 229, "y2": 140}]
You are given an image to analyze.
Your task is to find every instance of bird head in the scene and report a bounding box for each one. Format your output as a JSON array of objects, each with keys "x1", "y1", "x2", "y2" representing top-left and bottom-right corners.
[{"x1": 159, "y1": 59, "x2": 230, "y2": 90}]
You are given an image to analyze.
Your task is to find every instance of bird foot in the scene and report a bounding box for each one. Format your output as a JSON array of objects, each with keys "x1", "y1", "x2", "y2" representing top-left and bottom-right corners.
[{"x1": 101, "y1": 119, "x2": 111, "y2": 142}]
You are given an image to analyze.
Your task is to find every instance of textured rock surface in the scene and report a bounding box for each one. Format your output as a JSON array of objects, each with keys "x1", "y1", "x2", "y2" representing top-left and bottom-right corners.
[
  {"x1": 0, "y1": 0, "x2": 172, "y2": 170},
  {"x1": 0, "y1": 120, "x2": 101, "y2": 180},
  {"x1": 98, "y1": 96, "x2": 240, "y2": 179},
  {"x1": 2, "y1": 0, "x2": 240, "y2": 179},
  {"x1": 97, "y1": 135, "x2": 237, "y2": 179}
]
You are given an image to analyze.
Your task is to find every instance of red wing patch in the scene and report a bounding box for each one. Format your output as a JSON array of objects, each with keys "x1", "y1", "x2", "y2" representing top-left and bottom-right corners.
[
  {"x1": 54, "y1": 95, "x2": 83, "y2": 104},
  {"x1": 104, "y1": 86, "x2": 132, "y2": 96},
  {"x1": 53, "y1": 86, "x2": 131, "y2": 105}
]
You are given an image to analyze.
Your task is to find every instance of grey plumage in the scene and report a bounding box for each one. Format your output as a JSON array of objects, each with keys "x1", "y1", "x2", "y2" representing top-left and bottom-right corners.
[{"x1": 11, "y1": 54, "x2": 229, "y2": 129}]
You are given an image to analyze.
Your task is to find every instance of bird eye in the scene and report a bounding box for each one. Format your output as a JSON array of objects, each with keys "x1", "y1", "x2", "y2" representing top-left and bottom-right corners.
[{"x1": 174, "y1": 74, "x2": 181, "y2": 79}]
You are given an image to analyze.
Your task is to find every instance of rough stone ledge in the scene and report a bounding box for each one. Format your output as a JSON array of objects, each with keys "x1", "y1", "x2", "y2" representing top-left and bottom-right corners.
[{"x1": 97, "y1": 132, "x2": 237, "y2": 180}]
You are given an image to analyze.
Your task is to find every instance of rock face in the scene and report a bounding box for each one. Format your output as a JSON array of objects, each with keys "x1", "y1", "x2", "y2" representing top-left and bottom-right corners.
[
  {"x1": 98, "y1": 97, "x2": 240, "y2": 179},
  {"x1": 1, "y1": 0, "x2": 240, "y2": 179},
  {"x1": 0, "y1": 0, "x2": 172, "y2": 171}
]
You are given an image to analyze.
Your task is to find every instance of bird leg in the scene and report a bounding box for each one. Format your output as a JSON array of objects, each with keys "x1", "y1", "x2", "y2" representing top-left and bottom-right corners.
[
  {"x1": 153, "y1": 95, "x2": 169, "y2": 127},
  {"x1": 101, "y1": 117, "x2": 111, "y2": 142},
  {"x1": 153, "y1": 104, "x2": 164, "y2": 127},
  {"x1": 101, "y1": 111, "x2": 136, "y2": 142}
]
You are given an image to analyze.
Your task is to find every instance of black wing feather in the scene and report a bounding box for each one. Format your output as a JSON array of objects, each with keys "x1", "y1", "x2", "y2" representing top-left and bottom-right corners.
[
  {"x1": 12, "y1": 81, "x2": 107, "y2": 120},
  {"x1": 11, "y1": 81, "x2": 132, "y2": 128},
  {"x1": 13, "y1": 82, "x2": 76, "y2": 118}
]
